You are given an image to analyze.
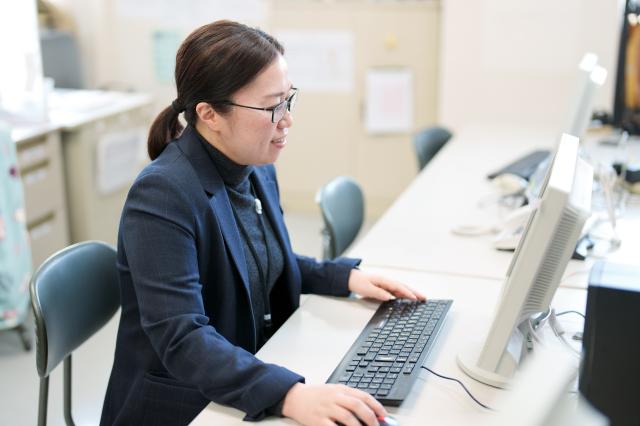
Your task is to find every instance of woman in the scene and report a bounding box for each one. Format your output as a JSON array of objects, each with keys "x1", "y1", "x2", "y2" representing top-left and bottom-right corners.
[{"x1": 101, "y1": 20, "x2": 425, "y2": 426}]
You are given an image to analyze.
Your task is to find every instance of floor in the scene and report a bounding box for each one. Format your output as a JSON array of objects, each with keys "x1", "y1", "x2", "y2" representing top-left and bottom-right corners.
[{"x1": 0, "y1": 212, "x2": 371, "y2": 425}]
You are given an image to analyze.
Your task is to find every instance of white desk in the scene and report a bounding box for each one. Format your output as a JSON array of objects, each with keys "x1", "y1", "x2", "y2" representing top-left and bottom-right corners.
[
  {"x1": 191, "y1": 268, "x2": 587, "y2": 425},
  {"x1": 348, "y1": 125, "x2": 640, "y2": 288}
]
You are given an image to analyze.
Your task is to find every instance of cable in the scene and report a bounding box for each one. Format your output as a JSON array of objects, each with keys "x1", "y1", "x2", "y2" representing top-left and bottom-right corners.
[
  {"x1": 450, "y1": 223, "x2": 499, "y2": 236},
  {"x1": 555, "y1": 310, "x2": 585, "y2": 319},
  {"x1": 420, "y1": 366, "x2": 493, "y2": 410},
  {"x1": 548, "y1": 310, "x2": 582, "y2": 358},
  {"x1": 527, "y1": 320, "x2": 545, "y2": 345}
]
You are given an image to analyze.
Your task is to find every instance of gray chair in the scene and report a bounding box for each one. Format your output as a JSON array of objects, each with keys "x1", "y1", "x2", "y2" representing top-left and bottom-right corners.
[
  {"x1": 316, "y1": 176, "x2": 364, "y2": 259},
  {"x1": 413, "y1": 126, "x2": 453, "y2": 171},
  {"x1": 30, "y1": 241, "x2": 120, "y2": 426}
]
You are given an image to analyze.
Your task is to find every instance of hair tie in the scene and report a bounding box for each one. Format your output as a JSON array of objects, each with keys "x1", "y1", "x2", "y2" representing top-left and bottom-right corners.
[{"x1": 171, "y1": 99, "x2": 185, "y2": 114}]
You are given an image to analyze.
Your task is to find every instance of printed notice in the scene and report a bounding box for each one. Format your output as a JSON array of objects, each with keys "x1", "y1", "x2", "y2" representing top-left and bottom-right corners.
[
  {"x1": 96, "y1": 128, "x2": 146, "y2": 195},
  {"x1": 364, "y1": 68, "x2": 413, "y2": 134}
]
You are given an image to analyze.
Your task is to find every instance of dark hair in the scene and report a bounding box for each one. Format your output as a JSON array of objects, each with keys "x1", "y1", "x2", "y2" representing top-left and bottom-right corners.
[{"x1": 147, "y1": 20, "x2": 284, "y2": 160}]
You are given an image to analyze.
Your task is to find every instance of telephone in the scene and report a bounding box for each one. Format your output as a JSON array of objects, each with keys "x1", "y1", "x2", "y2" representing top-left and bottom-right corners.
[{"x1": 492, "y1": 203, "x2": 537, "y2": 251}]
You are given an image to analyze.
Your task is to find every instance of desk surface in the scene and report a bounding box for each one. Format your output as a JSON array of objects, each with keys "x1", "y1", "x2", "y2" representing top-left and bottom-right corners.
[
  {"x1": 349, "y1": 125, "x2": 640, "y2": 288},
  {"x1": 192, "y1": 268, "x2": 587, "y2": 425},
  {"x1": 10, "y1": 89, "x2": 152, "y2": 143}
]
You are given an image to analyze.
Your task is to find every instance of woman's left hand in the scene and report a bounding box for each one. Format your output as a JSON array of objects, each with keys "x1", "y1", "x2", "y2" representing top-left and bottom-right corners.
[{"x1": 347, "y1": 268, "x2": 427, "y2": 301}]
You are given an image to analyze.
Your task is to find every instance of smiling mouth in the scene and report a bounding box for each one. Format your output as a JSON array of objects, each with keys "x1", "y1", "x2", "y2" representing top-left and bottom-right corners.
[{"x1": 271, "y1": 137, "x2": 287, "y2": 146}]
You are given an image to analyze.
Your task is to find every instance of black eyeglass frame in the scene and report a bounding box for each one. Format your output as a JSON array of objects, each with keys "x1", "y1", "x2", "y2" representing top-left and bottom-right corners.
[{"x1": 220, "y1": 87, "x2": 298, "y2": 123}]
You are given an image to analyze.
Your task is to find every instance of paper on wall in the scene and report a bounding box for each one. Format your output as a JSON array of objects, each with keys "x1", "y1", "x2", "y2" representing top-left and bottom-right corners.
[
  {"x1": 152, "y1": 30, "x2": 182, "y2": 84},
  {"x1": 96, "y1": 128, "x2": 146, "y2": 195},
  {"x1": 364, "y1": 68, "x2": 413, "y2": 134},
  {"x1": 275, "y1": 30, "x2": 354, "y2": 93}
]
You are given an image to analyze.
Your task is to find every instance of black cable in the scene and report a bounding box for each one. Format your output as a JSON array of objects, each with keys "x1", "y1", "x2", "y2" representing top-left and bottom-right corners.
[
  {"x1": 555, "y1": 310, "x2": 585, "y2": 319},
  {"x1": 420, "y1": 366, "x2": 493, "y2": 410}
]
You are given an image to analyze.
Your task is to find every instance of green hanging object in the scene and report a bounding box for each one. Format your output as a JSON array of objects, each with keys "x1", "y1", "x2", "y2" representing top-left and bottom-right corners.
[{"x1": 0, "y1": 124, "x2": 32, "y2": 333}]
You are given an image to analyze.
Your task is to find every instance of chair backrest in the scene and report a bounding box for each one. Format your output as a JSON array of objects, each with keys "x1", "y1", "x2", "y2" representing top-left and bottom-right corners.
[
  {"x1": 413, "y1": 126, "x2": 453, "y2": 171},
  {"x1": 30, "y1": 241, "x2": 120, "y2": 378},
  {"x1": 317, "y1": 176, "x2": 364, "y2": 259}
]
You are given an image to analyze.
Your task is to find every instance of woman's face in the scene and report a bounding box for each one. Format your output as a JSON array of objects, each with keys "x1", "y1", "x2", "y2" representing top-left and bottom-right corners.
[{"x1": 200, "y1": 55, "x2": 294, "y2": 166}]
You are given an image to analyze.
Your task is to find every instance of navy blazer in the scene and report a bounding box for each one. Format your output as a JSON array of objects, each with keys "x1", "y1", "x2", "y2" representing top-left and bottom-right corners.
[{"x1": 101, "y1": 126, "x2": 359, "y2": 425}]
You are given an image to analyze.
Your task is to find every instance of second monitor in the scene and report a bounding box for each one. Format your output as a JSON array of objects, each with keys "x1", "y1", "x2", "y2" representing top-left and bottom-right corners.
[{"x1": 458, "y1": 133, "x2": 593, "y2": 388}]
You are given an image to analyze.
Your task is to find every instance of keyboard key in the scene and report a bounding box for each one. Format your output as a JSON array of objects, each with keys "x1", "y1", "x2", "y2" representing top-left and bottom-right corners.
[
  {"x1": 376, "y1": 355, "x2": 396, "y2": 362},
  {"x1": 339, "y1": 374, "x2": 352, "y2": 382}
]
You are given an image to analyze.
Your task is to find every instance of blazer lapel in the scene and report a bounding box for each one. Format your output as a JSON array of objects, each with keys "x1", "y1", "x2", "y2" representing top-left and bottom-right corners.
[
  {"x1": 251, "y1": 167, "x2": 301, "y2": 313},
  {"x1": 251, "y1": 167, "x2": 295, "y2": 264},
  {"x1": 177, "y1": 127, "x2": 250, "y2": 293},
  {"x1": 208, "y1": 190, "x2": 250, "y2": 287}
]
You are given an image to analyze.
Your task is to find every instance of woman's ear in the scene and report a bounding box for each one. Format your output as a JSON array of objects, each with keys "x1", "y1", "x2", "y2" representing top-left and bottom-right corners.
[{"x1": 195, "y1": 102, "x2": 223, "y2": 132}]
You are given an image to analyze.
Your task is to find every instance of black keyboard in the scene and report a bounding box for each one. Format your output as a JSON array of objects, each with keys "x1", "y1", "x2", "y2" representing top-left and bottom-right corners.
[
  {"x1": 327, "y1": 299, "x2": 452, "y2": 406},
  {"x1": 487, "y1": 149, "x2": 551, "y2": 180}
]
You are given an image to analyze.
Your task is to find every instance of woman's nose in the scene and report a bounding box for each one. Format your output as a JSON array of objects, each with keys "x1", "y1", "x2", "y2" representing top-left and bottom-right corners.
[{"x1": 278, "y1": 110, "x2": 293, "y2": 129}]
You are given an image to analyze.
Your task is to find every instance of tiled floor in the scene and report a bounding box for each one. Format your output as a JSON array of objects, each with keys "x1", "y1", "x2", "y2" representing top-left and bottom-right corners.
[{"x1": 0, "y1": 211, "x2": 371, "y2": 425}]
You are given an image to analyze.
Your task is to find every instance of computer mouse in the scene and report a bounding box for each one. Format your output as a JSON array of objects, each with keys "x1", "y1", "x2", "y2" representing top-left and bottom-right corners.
[{"x1": 378, "y1": 414, "x2": 399, "y2": 426}]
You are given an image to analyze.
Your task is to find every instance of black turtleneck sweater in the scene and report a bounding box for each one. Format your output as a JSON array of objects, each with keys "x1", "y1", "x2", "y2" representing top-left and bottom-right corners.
[{"x1": 198, "y1": 134, "x2": 285, "y2": 350}]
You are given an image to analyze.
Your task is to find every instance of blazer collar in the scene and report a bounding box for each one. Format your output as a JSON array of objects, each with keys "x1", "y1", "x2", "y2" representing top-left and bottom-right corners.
[
  {"x1": 176, "y1": 127, "x2": 251, "y2": 292},
  {"x1": 176, "y1": 126, "x2": 222, "y2": 196}
]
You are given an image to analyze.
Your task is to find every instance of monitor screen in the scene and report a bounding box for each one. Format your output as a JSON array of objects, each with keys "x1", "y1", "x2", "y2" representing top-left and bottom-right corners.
[
  {"x1": 613, "y1": 0, "x2": 640, "y2": 133},
  {"x1": 458, "y1": 133, "x2": 593, "y2": 388}
]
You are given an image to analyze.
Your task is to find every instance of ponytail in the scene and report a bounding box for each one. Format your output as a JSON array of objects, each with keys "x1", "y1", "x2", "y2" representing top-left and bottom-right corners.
[{"x1": 147, "y1": 104, "x2": 184, "y2": 160}]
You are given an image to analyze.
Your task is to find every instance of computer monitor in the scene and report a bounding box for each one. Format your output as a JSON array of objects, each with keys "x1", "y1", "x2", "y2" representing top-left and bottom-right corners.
[
  {"x1": 526, "y1": 60, "x2": 606, "y2": 198},
  {"x1": 458, "y1": 133, "x2": 593, "y2": 388},
  {"x1": 565, "y1": 53, "x2": 607, "y2": 139},
  {"x1": 612, "y1": 0, "x2": 640, "y2": 133}
]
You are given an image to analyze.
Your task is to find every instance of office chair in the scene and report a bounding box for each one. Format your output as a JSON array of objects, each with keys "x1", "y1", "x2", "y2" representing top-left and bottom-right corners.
[
  {"x1": 413, "y1": 126, "x2": 453, "y2": 171},
  {"x1": 30, "y1": 241, "x2": 120, "y2": 426},
  {"x1": 316, "y1": 176, "x2": 364, "y2": 259}
]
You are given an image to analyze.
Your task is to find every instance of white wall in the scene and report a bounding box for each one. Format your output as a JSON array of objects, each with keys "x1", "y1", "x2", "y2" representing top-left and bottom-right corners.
[
  {"x1": 438, "y1": 0, "x2": 620, "y2": 131},
  {"x1": 0, "y1": 0, "x2": 45, "y2": 119}
]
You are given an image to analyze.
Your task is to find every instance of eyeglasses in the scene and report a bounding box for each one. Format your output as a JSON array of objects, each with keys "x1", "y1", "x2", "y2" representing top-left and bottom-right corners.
[{"x1": 221, "y1": 88, "x2": 298, "y2": 123}]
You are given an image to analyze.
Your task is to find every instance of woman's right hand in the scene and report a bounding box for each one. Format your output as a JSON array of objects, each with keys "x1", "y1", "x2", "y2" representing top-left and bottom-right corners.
[{"x1": 281, "y1": 383, "x2": 387, "y2": 426}]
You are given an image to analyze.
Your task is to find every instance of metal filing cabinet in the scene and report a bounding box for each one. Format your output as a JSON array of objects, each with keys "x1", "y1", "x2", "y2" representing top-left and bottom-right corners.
[
  {"x1": 60, "y1": 94, "x2": 153, "y2": 245},
  {"x1": 15, "y1": 130, "x2": 70, "y2": 269}
]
